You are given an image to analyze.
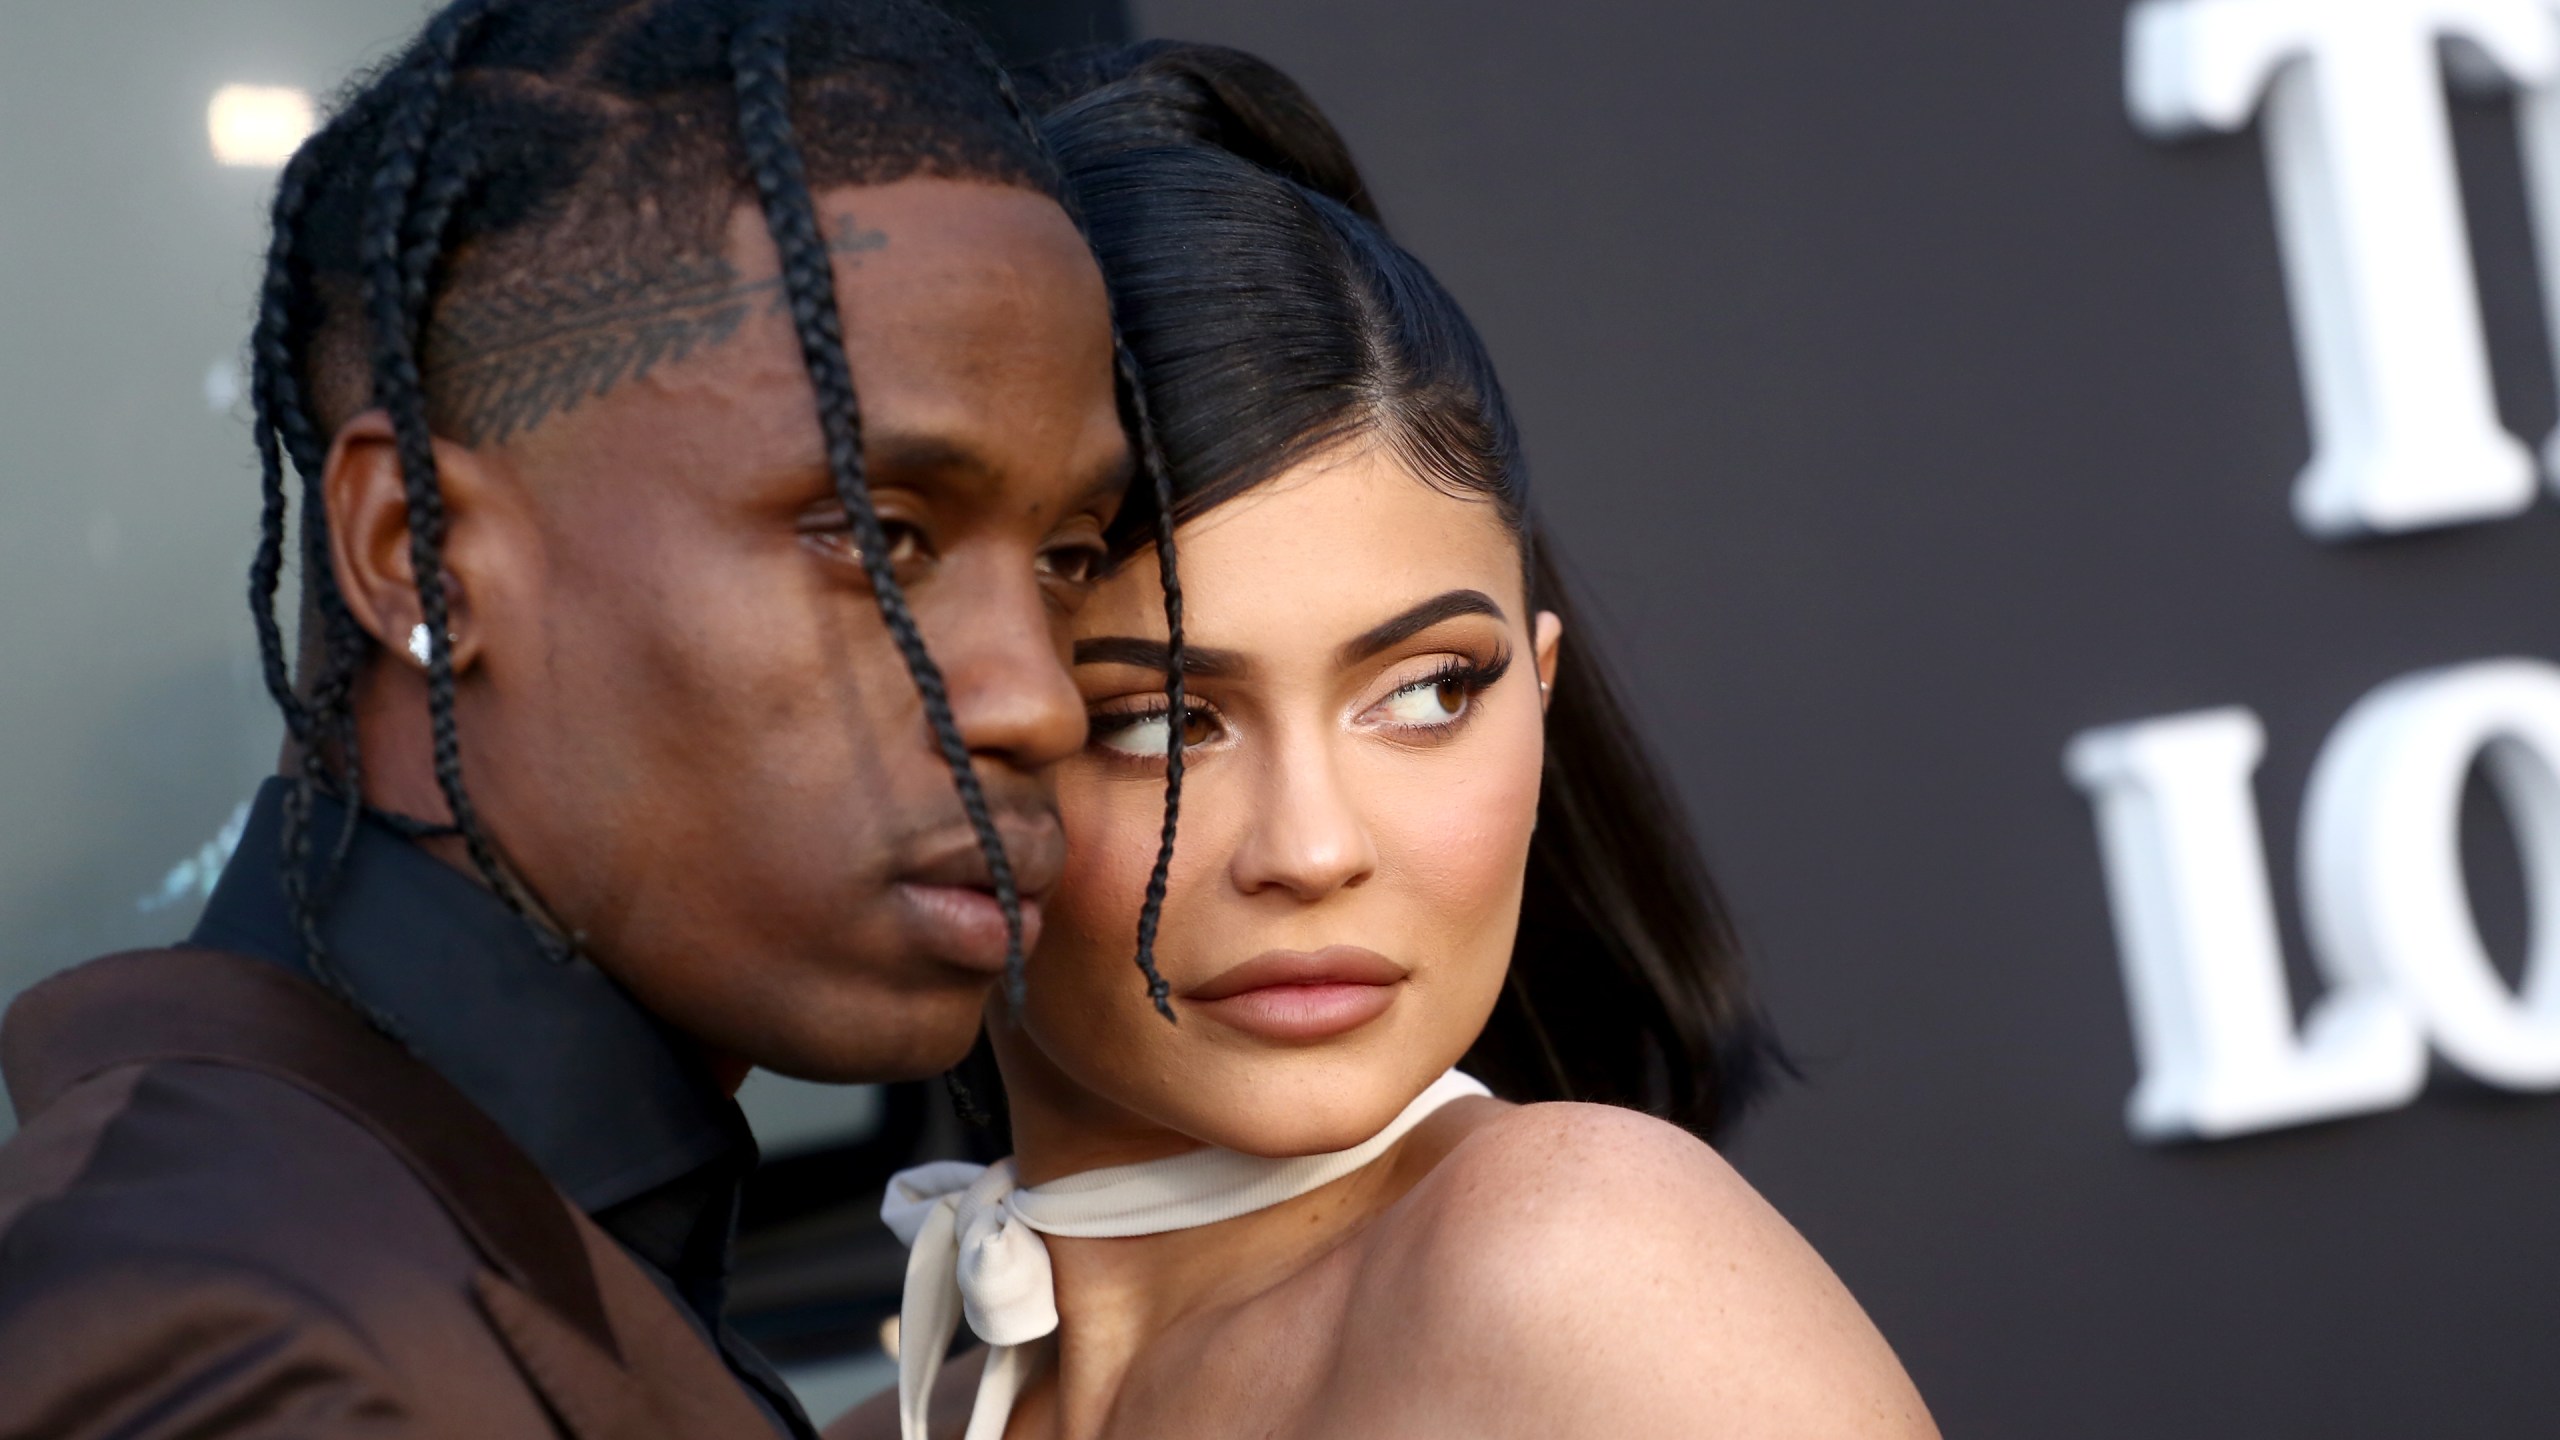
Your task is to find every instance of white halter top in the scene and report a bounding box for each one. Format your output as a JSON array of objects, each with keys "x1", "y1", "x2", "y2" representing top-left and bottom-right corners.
[{"x1": 880, "y1": 1070, "x2": 1491, "y2": 1440}]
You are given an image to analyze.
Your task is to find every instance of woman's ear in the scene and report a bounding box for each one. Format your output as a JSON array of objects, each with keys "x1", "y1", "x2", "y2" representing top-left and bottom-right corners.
[
  {"x1": 322, "y1": 410, "x2": 490, "y2": 673},
  {"x1": 1533, "y1": 610, "x2": 1564, "y2": 713}
]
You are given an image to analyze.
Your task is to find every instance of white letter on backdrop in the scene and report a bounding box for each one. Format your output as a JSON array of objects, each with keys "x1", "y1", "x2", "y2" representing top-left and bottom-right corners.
[
  {"x1": 2126, "y1": 0, "x2": 2556, "y2": 537},
  {"x1": 2301, "y1": 660, "x2": 2560, "y2": 1090},
  {"x1": 2068, "y1": 709, "x2": 2426, "y2": 1140},
  {"x1": 2470, "y1": 7, "x2": 2560, "y2": 489}
]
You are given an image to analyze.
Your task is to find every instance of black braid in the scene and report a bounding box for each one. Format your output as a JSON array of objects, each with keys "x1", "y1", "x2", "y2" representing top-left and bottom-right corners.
[
  {"x1": 1120, "y1": 340, "x2": 1186, "y2": 1023},
  {"x1": 249, "y1": 146, "x2": 325, "y2": 743},
  {"x1": 358, "y1": 0, "x2": 571, "y2": 961},
  {"x1": 730, "y1": 1, "x2": 1034, "y2": 1003},
  {"x1": 969, "y1": 40, "x2": 1185, "y2": 1021},
  {"x1": 252, "y1": 137, "x2": 396, "y2": 1028},
  {"x1": 367, "y1": 807, "x2": 465, "y2": 841},
  {"x1": 943, "y1": 1066, "x2": 995, "y2": 1129},
  {"x1": 284, "y1": 650, "x2": 407, "y2": 1039},
  {"x1": 399, "y1": 145, "x2": 481, "y2": 334},
  {"x1": 268, "y1": 564, "x2": 402, "y2": 1035},
  {"x1": 271, "y1": 589, "x2": 382, "y2": 1022}
]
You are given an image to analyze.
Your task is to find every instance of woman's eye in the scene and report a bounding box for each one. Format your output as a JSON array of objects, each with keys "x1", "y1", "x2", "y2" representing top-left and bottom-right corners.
[
  {"x1": 1090, "y1": 704, "x2": 1219, "y2": 757},
  {"x1": 1379, "y1": 675, "x2": 1473, "y2": 727}
]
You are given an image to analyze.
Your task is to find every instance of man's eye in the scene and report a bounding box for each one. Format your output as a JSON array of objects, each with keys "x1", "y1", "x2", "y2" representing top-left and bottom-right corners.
[
  {"x1": 1037, "y1": 542, "x2": 1107, "y2": 586},
  {"x1": 876, "y1": 520, "x2": 924, "y2": 566},
  {"x1": 799, "y1": 509, "x2": 926, "y2": 569}
]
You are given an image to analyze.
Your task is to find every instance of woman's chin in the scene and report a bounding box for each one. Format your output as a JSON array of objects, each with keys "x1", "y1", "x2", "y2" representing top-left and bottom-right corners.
[{"x1": 1153, "y1": 1071, "x2": 1430, "y2": 1160}]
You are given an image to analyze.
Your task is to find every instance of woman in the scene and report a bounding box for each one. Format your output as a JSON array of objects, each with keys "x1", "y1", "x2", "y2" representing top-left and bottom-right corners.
[{"x1": 840, "y1": 43, "x2": 1935, "y2": 1440}]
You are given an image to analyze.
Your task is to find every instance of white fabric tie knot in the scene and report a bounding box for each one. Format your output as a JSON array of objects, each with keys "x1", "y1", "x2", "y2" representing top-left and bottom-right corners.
[
  {"x1": 880, "y1": 1070, "x2": 1490, "y2": 1440},
  {"x1": 883, "y1": 1159, "x2": 1056, "y2": 1347}
]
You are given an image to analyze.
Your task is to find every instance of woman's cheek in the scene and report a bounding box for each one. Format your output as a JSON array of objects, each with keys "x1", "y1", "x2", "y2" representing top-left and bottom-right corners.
[
  {"x1": 1372, "y1": 718, "x2": 1545, "y2": 963},
  {"x1": 1038, "y1": 762, "x2": 1152, "y2": 987},
  {"x1": 1040, "y1": 754, "x2": 1234, "y2": 1016}
]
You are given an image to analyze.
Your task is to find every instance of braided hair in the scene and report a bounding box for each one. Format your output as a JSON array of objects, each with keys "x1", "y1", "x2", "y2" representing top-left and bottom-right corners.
[{"x1": 248, "y1": 0, "x2": 1186, "y2": 1024}]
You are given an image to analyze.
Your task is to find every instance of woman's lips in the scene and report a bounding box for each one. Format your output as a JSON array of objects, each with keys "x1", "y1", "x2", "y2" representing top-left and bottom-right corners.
[
  {"x1": 896, "y1": 883, "x2": 1044, "y2": 975},
  {"x1": 1185, "y1": 945, "x2": 1407, "y2": 1042}
]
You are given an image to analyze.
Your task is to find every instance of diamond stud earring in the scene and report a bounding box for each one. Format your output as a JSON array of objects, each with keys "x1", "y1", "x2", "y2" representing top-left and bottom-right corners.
[{"x1": 407, "y1": 622, "x2": 456, "y2": 667}]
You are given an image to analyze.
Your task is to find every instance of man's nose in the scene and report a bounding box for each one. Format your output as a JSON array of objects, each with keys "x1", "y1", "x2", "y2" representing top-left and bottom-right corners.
[
  {"x1": 924, "y1": 557, "x2": 1088, "y2": 775},
  {"x1": 1229, "y1": 732, "x2": 1378, "y2": 902}
]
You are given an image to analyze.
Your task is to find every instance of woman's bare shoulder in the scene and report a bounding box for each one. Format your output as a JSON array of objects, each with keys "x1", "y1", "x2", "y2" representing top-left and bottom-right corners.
[
  {"x1": 1336, "y1": 1102, "x2": 1939, "y2": 1437},
  {"x1": 1360, "y1": 1101, "x2": 1784, "y2": 1304}
]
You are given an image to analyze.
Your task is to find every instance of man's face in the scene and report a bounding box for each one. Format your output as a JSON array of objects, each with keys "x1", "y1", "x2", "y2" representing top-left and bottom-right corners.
[{"x1": 427, "y1": 178, "x2": 1129, "y2": 1083}]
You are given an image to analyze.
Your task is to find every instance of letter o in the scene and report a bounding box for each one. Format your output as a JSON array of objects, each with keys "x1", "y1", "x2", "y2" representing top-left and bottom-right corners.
[{"x1": 2302, "y1": 659, "x2": 2560, "y2": 1090}]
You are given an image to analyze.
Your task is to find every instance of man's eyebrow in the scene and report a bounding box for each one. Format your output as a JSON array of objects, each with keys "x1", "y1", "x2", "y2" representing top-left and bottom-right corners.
[
  {"x1": 865, "y1": 431, "x2": 997, "y2": 483},
  {"x1": 1339, "y1": 589, "x2": 1507, "y2": 665},
  {"x1": 866, "y1": 432, "x2": 1132, "y2": 516},
  {"x1": 1073, "y1": 636, "x2": 1250, "y2": 679},
  {"x1": 1069, "y1": 446, "x2": 1138, "y2": 516}
]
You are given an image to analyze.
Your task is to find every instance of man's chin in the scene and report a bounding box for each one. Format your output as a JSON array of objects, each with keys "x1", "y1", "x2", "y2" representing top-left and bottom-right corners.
[{"x1": 734, "y1": 984, "x2": 993, "y2": 1086}]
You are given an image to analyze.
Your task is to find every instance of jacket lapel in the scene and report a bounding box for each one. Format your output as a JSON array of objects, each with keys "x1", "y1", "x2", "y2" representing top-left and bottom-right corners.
[{"x1": 479, "y1": 1213, "x2": 779, "y2": 1440}]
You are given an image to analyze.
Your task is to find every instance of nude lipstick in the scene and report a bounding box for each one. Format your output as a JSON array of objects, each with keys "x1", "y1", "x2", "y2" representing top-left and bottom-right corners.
[{"x1": 1183, "y1": 945, "x2": 1407, "y2": 1042}]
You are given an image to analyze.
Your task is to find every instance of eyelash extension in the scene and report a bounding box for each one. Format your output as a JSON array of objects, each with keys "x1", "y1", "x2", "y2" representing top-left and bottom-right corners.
[
  {"x1": 1381, "y1": 651, "x2": 1513, "y2": 725},
  {"x1": 1089, "y1": 697, "x2": 1218, "y2": 739},
  {"x1": 1089, "y1": 649, "x2": 1517, "y2": 755}
]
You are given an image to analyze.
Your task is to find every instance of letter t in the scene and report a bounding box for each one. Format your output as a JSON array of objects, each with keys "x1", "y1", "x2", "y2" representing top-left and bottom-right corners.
[{"x1": 2128, "y1": 0, "x2": 2559, "y2": 537}]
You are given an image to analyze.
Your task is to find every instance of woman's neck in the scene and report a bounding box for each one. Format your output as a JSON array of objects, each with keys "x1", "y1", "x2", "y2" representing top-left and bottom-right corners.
[
  {"x1": 993, "y1": 1050, "x2": 1500, "y2": 1440},
  {"x1": 1033, "y1": 1156, "x2": 1402, "y2": 1433}
]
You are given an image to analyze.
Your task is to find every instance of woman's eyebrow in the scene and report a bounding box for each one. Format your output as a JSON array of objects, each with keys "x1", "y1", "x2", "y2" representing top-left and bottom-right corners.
[
  {"x1": 1073, "y1": 636, "x2": 1250, "y2": 678},
  {"x1": 1338, "y1": 589, "x2": 1506, "y2": 665}
]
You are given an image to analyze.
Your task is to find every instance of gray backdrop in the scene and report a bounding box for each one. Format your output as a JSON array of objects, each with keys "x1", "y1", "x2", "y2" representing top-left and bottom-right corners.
[{"x1": 4, "y1": 0, "x2": 2554, "y2": 1432}]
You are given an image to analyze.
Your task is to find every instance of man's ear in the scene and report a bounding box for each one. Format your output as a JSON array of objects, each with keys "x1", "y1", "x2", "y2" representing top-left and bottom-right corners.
[
  {"x1": 322, "y1": 410, "x2": 497, "y2": 673},
  {"x1": 1533, "y1": 610, "x2": 1564, "y2": 713}
]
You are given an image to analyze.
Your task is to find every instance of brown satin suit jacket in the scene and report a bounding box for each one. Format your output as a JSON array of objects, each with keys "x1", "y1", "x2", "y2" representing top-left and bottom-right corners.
[{"x1": 0, "y1": 949, "x2": 774, "y2": 1439}]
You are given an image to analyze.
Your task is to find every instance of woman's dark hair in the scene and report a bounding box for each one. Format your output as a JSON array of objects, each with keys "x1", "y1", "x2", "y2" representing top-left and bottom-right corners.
[
  {"x1": 1025, "y1": 41, "x2": 1779, "y2": 1139},
  {"x1": 248, "y1": 0, "x2": 1186, "y2": 1021}
]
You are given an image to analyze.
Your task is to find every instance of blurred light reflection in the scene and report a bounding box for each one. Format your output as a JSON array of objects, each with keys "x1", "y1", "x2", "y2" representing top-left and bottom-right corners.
[{"x1": 207, "y1": 85, "x2": 314, "y2": 168}]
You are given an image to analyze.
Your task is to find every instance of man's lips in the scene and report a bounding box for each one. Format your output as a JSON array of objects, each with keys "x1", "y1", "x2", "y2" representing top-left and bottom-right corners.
[
  {"x1": 1183, "y1": 945, "x2": 1408, "y2": 1041},
  {"x1": 892, "y1": 815, "x2": 1061, "y2": 976},
  {"x1": 895, "y1": 883, "x2": 1043, "y2": 975},
  {"x1": 896, "y1": 818, "x2": 1064, "y2": 899}
]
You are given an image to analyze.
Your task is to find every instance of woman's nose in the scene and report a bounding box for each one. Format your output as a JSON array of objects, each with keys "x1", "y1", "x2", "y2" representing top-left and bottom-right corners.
[{"x1": 1229, "y1": 739, "x2": 1379, "y2": 902}]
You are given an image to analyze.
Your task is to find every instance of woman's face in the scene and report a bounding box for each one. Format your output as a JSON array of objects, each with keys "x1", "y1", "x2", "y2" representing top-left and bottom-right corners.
[{"x1": 993, "y1": 441, "x2": 1562, "y2": 1169}]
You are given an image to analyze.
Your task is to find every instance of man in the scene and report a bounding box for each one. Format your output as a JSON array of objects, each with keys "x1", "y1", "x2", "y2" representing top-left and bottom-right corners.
[{"x1": 0, "y1": 1, "x2": 1172, "y2": 1433}]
